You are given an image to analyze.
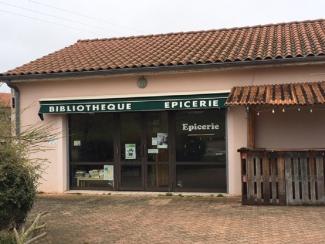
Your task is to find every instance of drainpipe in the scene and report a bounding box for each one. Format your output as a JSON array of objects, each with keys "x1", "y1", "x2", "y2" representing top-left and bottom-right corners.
[{"x1": 4, "y1": 80, "x2": 20, "y2": 136}]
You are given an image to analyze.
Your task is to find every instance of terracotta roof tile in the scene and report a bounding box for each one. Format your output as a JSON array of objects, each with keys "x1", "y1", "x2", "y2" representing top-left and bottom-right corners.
[
  {"x1": 226, "y1": 81, "x2": 325, "y2": 106},
  {"x1": 0, "y1": 93, "x2": 11, "y2": 107},
  {"x1": 2, "y1": 19, "x2": 325, "y2": 77}
]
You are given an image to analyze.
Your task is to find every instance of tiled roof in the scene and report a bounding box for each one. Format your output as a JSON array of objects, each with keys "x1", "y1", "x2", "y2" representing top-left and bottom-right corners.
[
  {"x1": 226, "y1": 81, "x2": 325, "y2": 106},
  {"x1": 0, "y1": 93, "x2": 11, "y2": 107},
  {"x1": 3, "y1": 19, "x2": 325, "y2": 77}
]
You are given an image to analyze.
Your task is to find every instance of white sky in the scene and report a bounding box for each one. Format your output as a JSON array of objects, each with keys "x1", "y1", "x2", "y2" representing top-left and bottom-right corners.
[{"x1": 1, "y1": 0, "x2": 325, "y2": 92}]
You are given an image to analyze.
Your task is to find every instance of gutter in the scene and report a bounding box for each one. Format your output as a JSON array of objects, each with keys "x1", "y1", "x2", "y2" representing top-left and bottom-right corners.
[
  {"x1": 2, "y1": 56, "x2": 325, "y2": 81},
  {"x1": 5, "y1": 80, "x2": 20, "y2": 135}
]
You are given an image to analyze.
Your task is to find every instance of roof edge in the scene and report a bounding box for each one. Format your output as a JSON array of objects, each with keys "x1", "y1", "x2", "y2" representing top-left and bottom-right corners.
[
  {"x1": 2, "y1": 56, "x2": 325, "y2": 82},
  {"x1": 78, "y1": 19, "x2": 325, "y2": 43}
]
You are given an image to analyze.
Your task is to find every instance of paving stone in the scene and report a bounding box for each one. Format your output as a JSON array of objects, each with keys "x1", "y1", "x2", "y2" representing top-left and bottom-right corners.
[{"x1": 30, "y1": 194, "x2": 325, "y2": 244}]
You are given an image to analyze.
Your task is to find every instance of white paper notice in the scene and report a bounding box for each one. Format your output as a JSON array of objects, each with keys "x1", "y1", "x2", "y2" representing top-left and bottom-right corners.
[
  {"x1": 125, "y1": 144, "x2": 136, "y2": 159},
  {"x1": 148, "y1": 148, "x2": 159, "y2": 154},
  {"x1": 157, "y1": 133, "x2": 168, "y2": 148},
  {"x1": 104, "y1": 165, "x2": 114, "y2": 181},
  {"x1": 152, "y1": 137, "x2": 157, "y2": 146},
  {"x1": 73, "y1": 140, "x2": 81, "y2": 146}
]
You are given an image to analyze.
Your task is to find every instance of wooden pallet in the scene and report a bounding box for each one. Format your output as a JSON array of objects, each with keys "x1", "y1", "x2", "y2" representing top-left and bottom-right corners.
[{"x1": 239, "y1": 148, "x2": 325, "y2": 205}]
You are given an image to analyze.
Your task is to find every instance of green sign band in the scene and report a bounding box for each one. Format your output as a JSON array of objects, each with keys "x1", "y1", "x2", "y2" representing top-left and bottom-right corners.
[{"x1": 39, "y1": 93, "x2": 228, "y2": 115}]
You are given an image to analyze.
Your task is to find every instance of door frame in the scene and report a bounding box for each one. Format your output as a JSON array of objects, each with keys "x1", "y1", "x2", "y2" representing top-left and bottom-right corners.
[{"x1": 116, "y1": 111, "x2": 172, "y2": 191}]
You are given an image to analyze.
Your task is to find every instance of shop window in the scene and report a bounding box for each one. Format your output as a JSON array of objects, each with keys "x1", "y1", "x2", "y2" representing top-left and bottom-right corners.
[
  {"x1": 69, "y1": 113, "x2": 115, "y2": 190},
  {"x1": 175, "y1": 110, "x2": 226, "y2": 163},
  {"x1": 70, "y1": 114, "x2": 114, "y2": 162},
  {"x1": 175, "y1": 110, "x2": 227, "y2": 192},
  {"x1": 70, "y1": 164, "x2": 114, "y2": 190}
]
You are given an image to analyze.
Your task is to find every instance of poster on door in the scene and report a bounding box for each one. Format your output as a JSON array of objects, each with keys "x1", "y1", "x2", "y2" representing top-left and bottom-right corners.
[
  {"x1": 125, "y1": 144, "x2": 136, "y2": 159},
  {"x1": 157, "y1": 133, "x2": 168, "y2": 149}
]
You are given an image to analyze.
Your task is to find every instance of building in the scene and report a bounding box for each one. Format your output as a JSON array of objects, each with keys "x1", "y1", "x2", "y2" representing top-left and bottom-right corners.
[
  {"x1": 1, "y1": 19, "x2": 325, "y2": 202},
  {"x1": 0, "y1": 92, "x2": 11, "y2": 118},
  {"x1": 0, "y1": 92, "x2": 11, "y2": 108}
]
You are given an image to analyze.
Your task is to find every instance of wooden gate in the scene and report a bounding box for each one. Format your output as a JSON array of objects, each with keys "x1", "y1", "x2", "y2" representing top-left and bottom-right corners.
[{"x1": 239, "y1": 148, "x2": 325, "y2": 205}]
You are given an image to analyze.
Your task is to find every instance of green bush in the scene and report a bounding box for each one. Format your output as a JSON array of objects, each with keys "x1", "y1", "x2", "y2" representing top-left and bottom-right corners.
[
  {"x1": 0, "y1": 231, "x2": 15, "y2": 244},
  {"x1": 0, "y1": 100, "x2": 54, "y2": 231},
  {"x1": 0, "y1": 148, "x2": 37, "y2": 230}
]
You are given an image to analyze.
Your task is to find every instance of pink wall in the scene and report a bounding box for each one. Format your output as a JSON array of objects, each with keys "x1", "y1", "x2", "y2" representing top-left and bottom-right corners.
[
  {"x1": 14, "y1": 63, "x2": 325, "y2": 194},
  {"x1": 255, "y1": 107, "x2": 325, "y2": 149}
]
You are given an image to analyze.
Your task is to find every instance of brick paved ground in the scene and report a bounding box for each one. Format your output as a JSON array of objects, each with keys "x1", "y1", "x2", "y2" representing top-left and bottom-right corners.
[{"x1": 30, "y1": 194, "x2": 325, "y2": 244}]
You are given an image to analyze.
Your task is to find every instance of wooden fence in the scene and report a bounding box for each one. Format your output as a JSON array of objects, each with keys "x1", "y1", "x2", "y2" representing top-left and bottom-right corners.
[{"x1": 239, "y1": 148, "x2": 325, "y2": 205}]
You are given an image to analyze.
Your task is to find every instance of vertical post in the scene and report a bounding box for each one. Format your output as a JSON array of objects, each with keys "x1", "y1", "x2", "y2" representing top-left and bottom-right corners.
[
  {"x1": 262, "y1": 153, "x2": 270, "y2": 204},
  {"x1": 241, "y1": 151, "x2": 248, "y2": 204},
  {"x1": 309, "y1": 153, "x2": 316, "y2": 202},
  {"x1": 316, "y1": 156, "x2": 325, "y2": 203},
  {"x1": 277, "y1": 156, "x2": 286, "y2": 204},
  {"x1": 285, "y1": 157, "x2": 293, "y2": 204},
  {"x1": 247, "y1": 107, "x2": 255, "y2": 148}
]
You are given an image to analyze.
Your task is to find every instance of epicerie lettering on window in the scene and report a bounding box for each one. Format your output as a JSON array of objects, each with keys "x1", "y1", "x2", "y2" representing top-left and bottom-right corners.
[{"x1": 182, "y1": 123, "x2": 220, "y2": 132}]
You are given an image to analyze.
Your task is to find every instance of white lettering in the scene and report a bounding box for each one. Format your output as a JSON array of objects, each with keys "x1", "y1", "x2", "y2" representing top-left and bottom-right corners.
[
  {"x1": 107, "y1": 104, "x2": 115, "y2": 110},
  {"x1": 49, "y1": 106, "x2": 55, "y2": 112},
  {"x1": 92, "y1": 104, "x2": 100, "y2": 111},
  {"x1": 199, "y1": 100, "x2": 207, "y2": 107},
  {"x1": 171, "y1": 102, "x2": 178, "y2": 108},
  {"x1": 182, "y1": 123, "x2": 188, "y2": 130},
  {"x1": 182, "y1": 123, "x2": 220, "y2": 131},
  {"x1": 184, "y1": 101, "x2": 191, "y2": 108},
  {"x1": 117, "y1": 103, "x2": 124, "y2": 110},
  {"x1": 77, "y1": 105, "x2": 84, "y2": 112},
  {"x1": 213, "y1": 100, "x2": 219, "y2": 107}
]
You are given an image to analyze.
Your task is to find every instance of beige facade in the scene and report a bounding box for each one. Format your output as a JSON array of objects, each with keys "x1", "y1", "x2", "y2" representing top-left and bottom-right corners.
[{"x1": 14, "y1": 63, "x2": 325, "y2": 194}]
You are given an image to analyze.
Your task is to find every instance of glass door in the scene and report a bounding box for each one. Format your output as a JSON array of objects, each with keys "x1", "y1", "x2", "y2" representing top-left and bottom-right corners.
[
  {"x1": 119, "y1": 112, "x2": 144, "y2": 190},
  {"x1": 145, "y1": 112, "x2": 170, "y2": 190}
]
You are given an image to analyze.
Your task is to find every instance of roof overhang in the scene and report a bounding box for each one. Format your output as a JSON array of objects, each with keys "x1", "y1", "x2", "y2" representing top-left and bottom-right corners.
[
  {"x1": 226, "y1": 80, "x2": 325, "y2": 106},
  {"x1": 2, "y1": 56, "x2": 325, "y2": 82}
]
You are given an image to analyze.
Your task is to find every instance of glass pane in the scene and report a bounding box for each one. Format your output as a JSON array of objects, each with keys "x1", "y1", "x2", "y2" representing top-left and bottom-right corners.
[
  {"x1": 70, "y1": 164, "x2": 114, "y2": 189},
  {"x1": 175, "y1": 110, "x2": 226, "y2": 163},
  {"x1": 176, "y1": 165, "x2": 226, "y2": 191},
  {"x1": 147, "y1": 164, "x2": 169, "y2": 188},
  {"x1": 146, "y1": 112, "x2": 168, "y2": 162},
  {"x1": 120, "y1": 113, "x2": 142, "y2": 161},
  {"x1": 70, "y1": 113, "x2": 114, "y2": 162},
  {"x1": 121, "y1": 165, "x2": 142, "y2": 187}
]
